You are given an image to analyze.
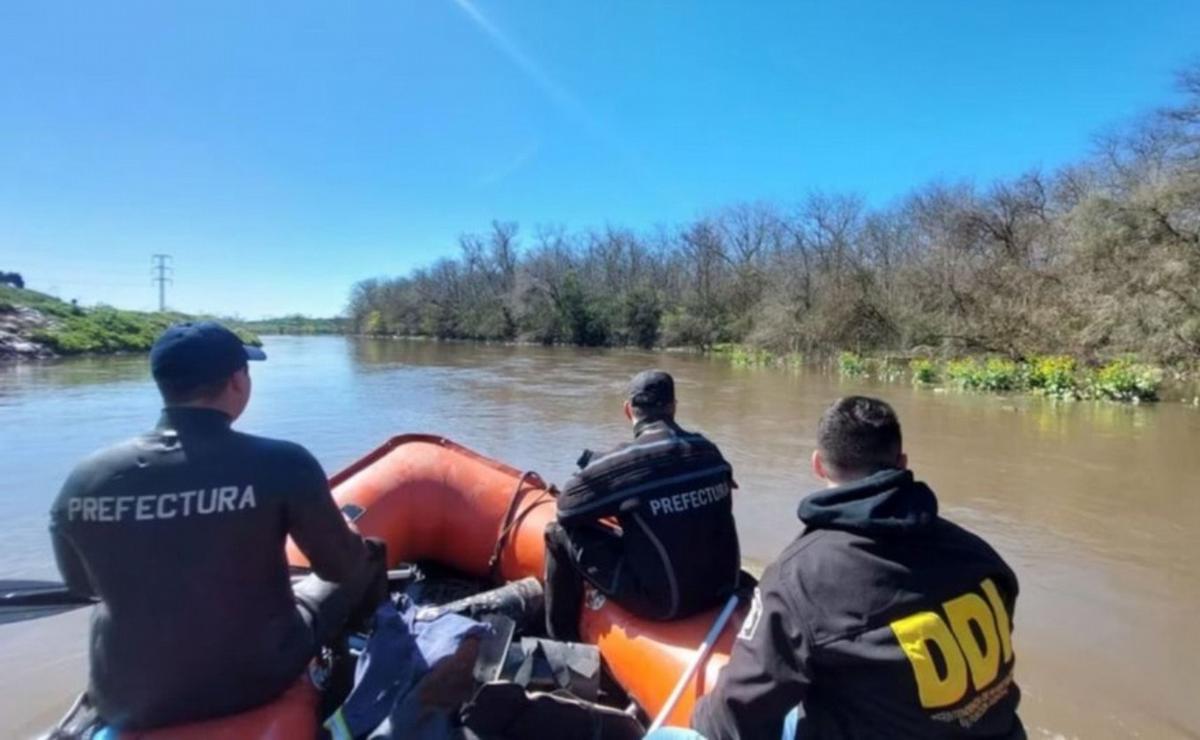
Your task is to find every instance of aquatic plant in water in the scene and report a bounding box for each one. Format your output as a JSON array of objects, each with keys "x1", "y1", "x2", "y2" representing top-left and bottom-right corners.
[
  {"x1": 1026, "y1": 355, "x2": 1078, "y2": 399},
  {"x1": 944, "y1": 358, "x2": 1021, "y2": 392},
  {"x1": 910, "y1": 358, "x2": 938, "y2": 385},
  {"x1": 838, "y1": 351, "x2": 868, "y2": 377},
  {"x1": 1089, "y1": 357, "x2": 1163, "y2": 402}
]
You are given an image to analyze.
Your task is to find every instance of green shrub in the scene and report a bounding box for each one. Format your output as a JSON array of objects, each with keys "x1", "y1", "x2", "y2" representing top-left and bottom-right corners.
[
  {"x1": 728, "y1": 345, "x2": 773, "y2": 367},
  {"x1": 980, "y1": 358, "x2": 1021, "y2": 391},
  {"x1": 1090, "y1": 357, "x2": 1163, "y2": 402},
  {"x1": 12, "y1": 291, "x2": 260, "y2": 356},
  {"x1": 945, "y1": 358, "x2": 981, "y2": 389},
  {"x1": 945, "y1": 357, "x2": 1021, "y2": 392},
  {"x1": 838, "y1": 351, "x2": 868, "y2": 377},
  {"x1": 910, "y1": 358, "x2": 938, "y2": 384},
  {"x1": 1027, "y1": 355, "x2": 1078, "y2": 398}
]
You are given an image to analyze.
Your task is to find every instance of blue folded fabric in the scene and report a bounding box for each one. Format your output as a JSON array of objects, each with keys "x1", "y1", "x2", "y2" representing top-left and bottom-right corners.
[{"x1": 325, "y1": 598, "x2": 490, "y2": 740}]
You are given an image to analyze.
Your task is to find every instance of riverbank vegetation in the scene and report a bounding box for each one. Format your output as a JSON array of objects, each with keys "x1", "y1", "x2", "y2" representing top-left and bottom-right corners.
[
  {"x1": 0, "y1": 285, "x2": 259, "y2": 358},
  {"x1": 241, "y1": 315, "x2": 351, "y2": 335},
  {"x1": 827, "y1": 351, "x2": 1166, "y2": 402},
  {"x1": 729, "y1": 348, "x2": 1175, "y2": 403},
  {"x1": 347, "y1": 65, "x2": 1199, "y2": 398}
]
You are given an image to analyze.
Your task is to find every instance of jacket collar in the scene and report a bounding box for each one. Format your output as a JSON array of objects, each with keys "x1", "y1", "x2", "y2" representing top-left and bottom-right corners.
[
  {"x1": 633, "y1": 417, "x2": 680, "y2": 438},
  {"x1": 797, "y1": 468, "x2": 939, "y2": 535},
  {"x1": 156, "y1": 406, "x2": 233, "y2": 434}
]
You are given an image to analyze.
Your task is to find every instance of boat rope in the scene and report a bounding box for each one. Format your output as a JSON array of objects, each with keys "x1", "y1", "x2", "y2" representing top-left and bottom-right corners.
[{"x1": 488, "y1": 471, "x2": 555, "y2": 582}]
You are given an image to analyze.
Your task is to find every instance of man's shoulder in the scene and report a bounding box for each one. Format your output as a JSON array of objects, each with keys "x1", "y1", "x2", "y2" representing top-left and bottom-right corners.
[
  {"x1": 764, "y1": 525, "x2": 891, "y2": 602},
  {"x1": 657, "y1": 420, "x2": 717, "y2": 443},
  {"x1": 230, "y1": 432, "x2": 328, "y2": 490},
  {"x1": 229, "y1": 430, "x2": 317, "y2": 463},
  {"x1": 772, "y1": 526, "x2": 841, "y2": 570},
  {"x1": 931, "y1": 515, "x2": 1015, "y2": 573},
  {"x1": 68, "y1": 435, "x2": 150, "y2": 480},
  {"x1": 55, "y1": 436, "x2": 151, "y2": 509}
]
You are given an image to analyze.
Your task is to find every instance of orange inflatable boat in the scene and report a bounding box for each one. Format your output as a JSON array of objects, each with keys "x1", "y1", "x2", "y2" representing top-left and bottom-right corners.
[{"x1": 113, "y1": 434, "x2": 743, "y2": 738}]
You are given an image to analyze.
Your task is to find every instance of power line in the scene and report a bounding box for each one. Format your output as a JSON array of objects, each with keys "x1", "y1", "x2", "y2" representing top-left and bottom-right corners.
[{"x1": 151, "y1": 254, "x2": 173, "y2": 312}]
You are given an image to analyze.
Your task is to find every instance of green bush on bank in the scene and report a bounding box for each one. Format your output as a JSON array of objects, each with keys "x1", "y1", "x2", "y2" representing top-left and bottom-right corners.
[
  {"x1": 1026, "y1": 355, "x2": 1078, "y2": 399},
  {"x1": 910, "y1": 358, "x2": 938, "y2": 385},
  {"x1": 838, "y1": 351, "x2": 869, "y2": 377},
  {"x1": 709, "y1": 343, "x2": 1167, "y2": 404},
  {"x1": 1090, "y1": 357, "x2": 1162, "y2": 402},
  {"x1": 946, "y1": 358, "x2": 1021, "y2": 391},
  {"x1": 3, "y1": 285, "x2": 260, "y2": 356},
  {"x1": 713, "y1": 344, "x2": 803, "y2": 370},
  {"x1": 730, "y1": 345, "x2": 774, "y2": 367}
]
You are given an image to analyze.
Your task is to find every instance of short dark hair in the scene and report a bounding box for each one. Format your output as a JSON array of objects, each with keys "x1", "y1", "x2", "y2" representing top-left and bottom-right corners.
[
  {"x1": 816, "y1": 396, "x2": 903, "y2": 478},
  {"x1": 156, "y1": 367, "x2": 241, "y2": 405},
  {"x1": 630, "y1": 401, "x2": 674, "y2": 422}
]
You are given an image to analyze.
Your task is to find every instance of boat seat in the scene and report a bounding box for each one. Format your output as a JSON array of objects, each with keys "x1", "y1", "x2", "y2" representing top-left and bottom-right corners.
[{"x1": 115, "y1": 676, "x2": 319, "y2": 740}]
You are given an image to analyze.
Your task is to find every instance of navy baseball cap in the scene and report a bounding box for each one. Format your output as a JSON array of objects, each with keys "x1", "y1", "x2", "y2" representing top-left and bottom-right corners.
[
  {"x1": 150, "y1": 321, "x2": 266, "y2": 388},
  {"x1": 628, "y1": 369, "x2": 675, "y2": 408}
]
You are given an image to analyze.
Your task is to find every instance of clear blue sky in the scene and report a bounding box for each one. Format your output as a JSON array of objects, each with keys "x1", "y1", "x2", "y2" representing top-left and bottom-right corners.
[{"x1": 1, "y1": 1, "x2": 1197, "y2": 318}]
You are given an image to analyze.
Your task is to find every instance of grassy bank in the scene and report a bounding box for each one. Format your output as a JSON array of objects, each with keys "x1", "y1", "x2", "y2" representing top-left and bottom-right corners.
[
  {"x1": 240, "y1": 315, "x2": 351, "y2": 335},
  {"x1": 0, "y1": 285, "x2": 259, "y2": 357},
  {"x1": 713, "y1": 343, "x2": 1196, "y2": 405}
]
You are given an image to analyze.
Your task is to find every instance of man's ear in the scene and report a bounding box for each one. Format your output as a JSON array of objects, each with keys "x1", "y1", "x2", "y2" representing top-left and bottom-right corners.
[
  {"x1": 229, "y1": 368, "x2": 249, "y2": 396},
  {"x1": 623, "y1": 400, "x2": 634, "y2": 422},
  {"x1": 811, "y1": 449, "x2": 827, "y2": 481},
  {"x1": 897, "y1": 452, "x2": 908, "y2": 471}
]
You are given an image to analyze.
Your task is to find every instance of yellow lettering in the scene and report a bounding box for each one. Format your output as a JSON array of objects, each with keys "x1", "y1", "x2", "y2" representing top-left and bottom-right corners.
[
  {"x1": 980, "y1": 578, "x2": 1013, "y2": 663},
  {"x1": 944, "y1": 592, "x2": 1000, "y2": 690},
  {"x1": 891, "y1": 611, "x2": 969, "y2": 708}
]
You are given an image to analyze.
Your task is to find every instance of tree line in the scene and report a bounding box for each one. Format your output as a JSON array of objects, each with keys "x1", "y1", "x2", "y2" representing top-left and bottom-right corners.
[{"x1": 348, "y1": 65, "x2": 1200, "y2": 365}]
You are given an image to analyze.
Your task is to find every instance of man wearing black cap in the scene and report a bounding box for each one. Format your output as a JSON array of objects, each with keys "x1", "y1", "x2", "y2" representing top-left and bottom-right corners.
[
  {"x1": 544, "y1": 370, "x2": 741, "y2": 640},
  {"x1": 49, "y1": 321, "x2": 386, "y2": 730}
]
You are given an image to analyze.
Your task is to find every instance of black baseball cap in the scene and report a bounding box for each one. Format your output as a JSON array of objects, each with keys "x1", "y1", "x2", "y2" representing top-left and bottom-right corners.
[
  {"x1": 150, "y1": 321, "x2": 266, "y2": 388},
  {"x1": 627, "y1": 369, "x2": 675, "y2": 409}
]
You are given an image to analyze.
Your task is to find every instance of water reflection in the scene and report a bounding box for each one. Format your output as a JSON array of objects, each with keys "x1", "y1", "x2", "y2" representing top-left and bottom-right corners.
[{"x1": 0, "y1": 355, "x2": 148, "y2": 400}]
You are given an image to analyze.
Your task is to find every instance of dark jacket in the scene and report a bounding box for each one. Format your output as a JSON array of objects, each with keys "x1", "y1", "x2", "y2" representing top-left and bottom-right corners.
[
  {"x1": 49, "y1": 407, "x2": 367, "y2": 730},
  {"x1": 693, "y1": 469, "x2": 1023, "y2": 740},
  {"x1": 556, "y1": 418, "x2": 740, "y2": 620}
]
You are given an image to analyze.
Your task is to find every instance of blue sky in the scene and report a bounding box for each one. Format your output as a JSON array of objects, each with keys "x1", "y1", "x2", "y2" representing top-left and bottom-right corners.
[{"x1": 1, "y1": 1, "x2": 1197, "y2": 319}]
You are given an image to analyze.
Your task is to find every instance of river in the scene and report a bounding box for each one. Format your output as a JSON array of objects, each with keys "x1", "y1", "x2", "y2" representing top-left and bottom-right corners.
[{"x1": 1, "y1": 335, "x2": 1198, "y2": 738}]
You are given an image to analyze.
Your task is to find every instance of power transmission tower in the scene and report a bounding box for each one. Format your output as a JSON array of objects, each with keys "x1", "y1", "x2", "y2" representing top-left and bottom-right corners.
[{"x1": 151, "y1": 254, "x2": 173, "y2": 312}]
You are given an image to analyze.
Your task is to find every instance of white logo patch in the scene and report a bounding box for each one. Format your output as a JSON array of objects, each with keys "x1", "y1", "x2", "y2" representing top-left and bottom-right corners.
[
  {"x1": 647, "y1": 483, "x2": 730, "y2": 516},
  {"x1": 738, "y1": 587, "x2": 764, "y2": 641},
  {"x1": 67, "y1": 485, "x2": 257, "y2": 522}
]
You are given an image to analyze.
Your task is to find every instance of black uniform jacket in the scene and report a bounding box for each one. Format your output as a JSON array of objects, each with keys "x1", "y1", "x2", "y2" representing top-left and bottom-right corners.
[
  {"x1": 693, "y1": 469, "x2": 1024, "y2": 740},
  {"x1": 49, "y1": 407, "x2": 367, "y2": 729},
  {"x1": 556, "y1": 418, "x2": 741, "y2": 620}
]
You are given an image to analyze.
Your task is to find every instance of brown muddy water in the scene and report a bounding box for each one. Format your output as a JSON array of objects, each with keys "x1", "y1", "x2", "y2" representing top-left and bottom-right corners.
[{"x1": 1, "y1": 336, "x2": 1198, "y2": 739}]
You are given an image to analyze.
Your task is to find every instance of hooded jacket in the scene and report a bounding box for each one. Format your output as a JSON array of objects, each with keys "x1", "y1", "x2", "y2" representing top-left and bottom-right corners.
[
  {"x1": 555, "y1": 418, "x2": 740, "y2": 620},
  {"x1": 693, "y1": 469, "x2": 1023, "y2": 740}
]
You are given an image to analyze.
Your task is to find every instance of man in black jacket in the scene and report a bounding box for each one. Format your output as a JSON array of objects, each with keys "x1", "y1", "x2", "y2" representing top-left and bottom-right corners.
[
  {"x1": 50, "y1": 322, "x2": 386, "y2": 730},
  {"x1": 691, "y1": 396, "x2": 1023, "y2": 740},
  {"x1": 544, "y1": 370, "x2": 741, "y2": 641}
]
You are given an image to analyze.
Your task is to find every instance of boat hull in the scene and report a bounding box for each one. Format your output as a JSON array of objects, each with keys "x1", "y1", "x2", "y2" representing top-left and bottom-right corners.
[{"x1": 303, "y1": 434, "x2": 739, "y2": 727}]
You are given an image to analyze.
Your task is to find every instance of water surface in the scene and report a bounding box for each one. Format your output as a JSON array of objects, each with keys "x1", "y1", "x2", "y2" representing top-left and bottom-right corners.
[{"x1": 2, "y1": 336, "x2": 1198, "y2": 738}]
